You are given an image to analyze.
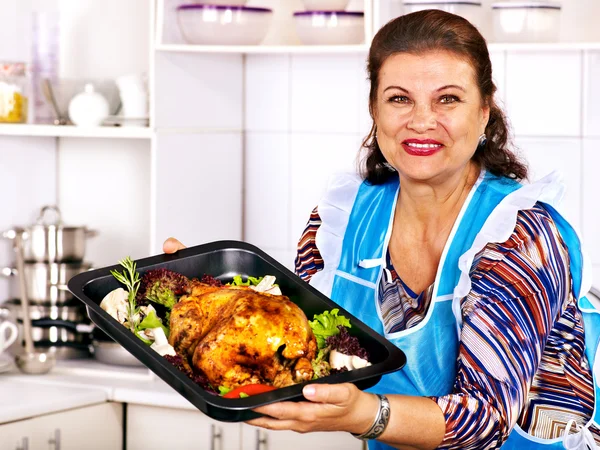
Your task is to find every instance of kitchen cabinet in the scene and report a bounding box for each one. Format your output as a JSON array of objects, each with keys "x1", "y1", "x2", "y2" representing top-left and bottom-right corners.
[
  {"x1": 30, "y1": 402, "x2": 122, "y2": 450},
  {"x1": 126, "y1": 404, "x2": 365, "y2": 450},
  {"x1": 0, "y1": 402, "x2": 122, "y2": 450},
  {"x1": 126, "y1": 404, "x2": 241, "y2": 450},
  {"x1": 241, "y1": 426, "x2": 365, "y2": 450},
  {"x1": 0, "y1": 419, "x2": 32, "y2": 450}
]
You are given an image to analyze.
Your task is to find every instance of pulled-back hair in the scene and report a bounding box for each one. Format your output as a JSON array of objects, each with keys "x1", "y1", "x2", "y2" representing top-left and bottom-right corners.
[{"x1": 361, "y1": 9, "x2": 527, "y2": 184}]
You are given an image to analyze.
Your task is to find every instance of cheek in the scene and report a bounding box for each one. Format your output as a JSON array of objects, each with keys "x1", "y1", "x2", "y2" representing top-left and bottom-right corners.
[
  {"x1": 376, "y1": 107, "x2": 408, "y2": 134},
  {"x1": 439, "y1": 113, "x2": 477, "y2": 140}
]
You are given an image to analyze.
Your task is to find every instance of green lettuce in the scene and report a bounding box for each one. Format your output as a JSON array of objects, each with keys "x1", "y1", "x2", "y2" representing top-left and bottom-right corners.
[
  {"x1": 229, "y1": 275, "x2": 263, "y2": 286},
  {"x1": 219, "y1": 386, "x2": 232, "y2": 396},
  {"x1": 309, "y1": 308, "x2": 351, "y2": 349},
  {"x1": 138, "y1": 310, "x2": 169, "y2": 338}
]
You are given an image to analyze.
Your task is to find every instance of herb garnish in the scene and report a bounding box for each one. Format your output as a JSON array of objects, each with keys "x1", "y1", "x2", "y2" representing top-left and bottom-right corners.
[{"x1": 111, "y1": 257, "x2": 141, "y2": 332}]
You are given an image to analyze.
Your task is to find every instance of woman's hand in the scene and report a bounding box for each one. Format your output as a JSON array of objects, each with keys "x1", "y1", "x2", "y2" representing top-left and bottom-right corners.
[
  {"x1": 163, "y1": 237, "x2": 186, "y2": 254},
  {"x1": 247, "y1": 382, "x2": 379, "y2": 435}
]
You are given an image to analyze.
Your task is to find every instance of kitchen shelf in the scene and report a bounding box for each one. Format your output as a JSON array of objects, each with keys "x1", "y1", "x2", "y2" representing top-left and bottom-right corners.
[
  {"x1": 155, "y1": 44, "x2": 370, "y2": 54},
  {"x1": 0, "y1": 124, "x2": 154, "y2": 139},
  {"x1": 155, "y1": 42, "x2": 600, "y2": 55},
  {"x1": 487, "y1": 42, "x2": 600, "y2": 51}
]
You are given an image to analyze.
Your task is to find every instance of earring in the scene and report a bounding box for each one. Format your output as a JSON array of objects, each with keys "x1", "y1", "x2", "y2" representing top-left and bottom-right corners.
[{"x1": 478, "y1": 133, "x2": 487, "y2": 148}]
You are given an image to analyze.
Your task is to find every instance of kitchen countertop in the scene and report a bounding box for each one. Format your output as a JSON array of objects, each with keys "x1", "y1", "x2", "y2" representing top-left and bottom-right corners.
[{"x1": 0, "y1": 356, "x2": 196, "y2": 424}]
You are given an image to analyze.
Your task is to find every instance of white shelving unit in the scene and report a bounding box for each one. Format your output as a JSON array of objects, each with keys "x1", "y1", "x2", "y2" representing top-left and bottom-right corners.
[
  {"x1": 2, "y1": 0, "x2": 599, "y2": 270},
  {"x1": 155, "y1": 44, "x2": 370, "y2": 54},
  {"x1": 0, "y1": 124, "x2": 154, "y2": 139}
]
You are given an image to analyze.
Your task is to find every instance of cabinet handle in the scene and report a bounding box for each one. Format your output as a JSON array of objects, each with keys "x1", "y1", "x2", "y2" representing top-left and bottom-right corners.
[
  {"x1": 255, "y1": 429, "x2": 268, "y2": 450},
  {"x1": 210, "y1": 424, "x2": 222, "y2": 450},
  {"x1": 16, "y1": 436, "x2": 28, "y2": 450},
  {"x1": 48, "y1": 429, "x2": 61, "y2": 450}
]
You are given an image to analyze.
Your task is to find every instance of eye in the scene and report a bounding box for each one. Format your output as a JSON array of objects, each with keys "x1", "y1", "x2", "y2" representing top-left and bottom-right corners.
[
  {"x1": 440, "y1": 95, "x2": 460, "y2": 104},
  {"x1": 388, "y1": 95, "x2": 410, "y2": 104}
]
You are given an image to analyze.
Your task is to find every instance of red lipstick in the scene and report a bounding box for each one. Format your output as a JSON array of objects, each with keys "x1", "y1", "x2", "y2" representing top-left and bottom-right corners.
[{"x1": 402, "y1": 139, "x2": 443, "y2": 156}]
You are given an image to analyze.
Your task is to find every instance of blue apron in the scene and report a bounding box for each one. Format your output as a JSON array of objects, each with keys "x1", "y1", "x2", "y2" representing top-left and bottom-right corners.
[{"x1": 310, "y1": 171, "x2": 599, "y2": 449}]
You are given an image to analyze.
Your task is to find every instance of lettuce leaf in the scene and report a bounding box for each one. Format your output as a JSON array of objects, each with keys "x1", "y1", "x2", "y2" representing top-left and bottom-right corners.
[
  {"x1": 138, "y1": 310, "x2": 169, "y2": 337},
  {"x1": 309, "y1": 309, "x2": 351, "y2": 349},
  {"x1": 229, "y1": 275, "x2": 263, "y2": 286},
  {"x1": 218, "y1": 386, "x2": 232, "y2": 396}
]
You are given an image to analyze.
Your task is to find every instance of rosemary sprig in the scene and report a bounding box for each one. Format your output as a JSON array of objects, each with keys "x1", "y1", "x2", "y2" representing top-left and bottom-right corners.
[{"x1": 111, "y1": 256, "x2": 141, "y2": 332}]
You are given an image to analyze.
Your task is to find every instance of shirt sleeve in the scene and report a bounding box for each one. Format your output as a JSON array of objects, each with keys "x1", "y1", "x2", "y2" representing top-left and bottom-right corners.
[
  {"x1": 294, "y1": 206, "x2": 324, "y2": 282},
  {"x1": 432, "y1": 204, "x2": 572, "y2": 450}
]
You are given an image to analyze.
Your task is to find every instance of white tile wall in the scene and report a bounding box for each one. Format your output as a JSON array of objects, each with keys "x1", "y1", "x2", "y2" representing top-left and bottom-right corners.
[
  {"x1": 264, "y1": 248, "x2": 297, "y2": 272},
  {"x1": 290, "y1": 55, "x2": 362, "y2": 133},
  {"x1": 489, "y1": 50, "x2": 506, "y2": 107},
  {"x1": 58, "y1": 0, "x2": 150, "y2": 80},
  {"x1": 583, "y1": 138, "x2": 600, "y2": 265},
  {"x1": 245, "y1": 55, "x2": 291, "y2": 132},
  {"x1": 584, "y1": 51, "x2": 600, "y2": 138},
  {"x1": 155, "y1": 53, "x2": 243, "y2": 130},
  {"x1": 244, "y1": 49, "x2": 600, "y2": 277},
  {"x1": 0, "y1": 137, "x2": 57, "y2": 303},
  {"x1": 506, "y1": 51, "x2": 582, "y2": 137},
  {"x1": 57, "y1": 138, "x2": 151, "y2": 267},
  {"x1": 154, "y1": 132, "x2": 243, "y2": 253},
  {"x1": 357, "y1": 52, "x2": 372, "y2": 138},
  {"x1": 244, "y1": 132, "x2": 290, "y2": 250},
  {"x1": 289, "y1": 132, "x2": 363, "y2": 246},
  {"x1": 516, "y1": 137, "x2": 583, "y2": 231}
]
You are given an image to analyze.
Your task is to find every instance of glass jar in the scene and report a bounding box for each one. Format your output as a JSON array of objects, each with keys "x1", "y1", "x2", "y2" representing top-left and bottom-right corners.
[{"x1": 0, "y1": 62, "x2": 30, "y2": 123}]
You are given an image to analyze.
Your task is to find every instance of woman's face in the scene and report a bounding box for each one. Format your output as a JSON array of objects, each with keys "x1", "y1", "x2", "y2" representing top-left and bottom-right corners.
[{"x1": 374, "y1": 50, "x2": 490, "y2": 184}]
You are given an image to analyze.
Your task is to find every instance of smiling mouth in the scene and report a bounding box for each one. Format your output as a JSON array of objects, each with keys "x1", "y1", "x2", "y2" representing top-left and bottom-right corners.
[{"x1": 402, "y1": 141, "x2": 444, "y2": 156}]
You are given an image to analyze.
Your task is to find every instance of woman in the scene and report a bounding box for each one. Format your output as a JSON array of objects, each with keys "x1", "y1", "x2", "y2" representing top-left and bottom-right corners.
[{"x1": 164, "y1": 10, "x2": 599, "y2": 450}]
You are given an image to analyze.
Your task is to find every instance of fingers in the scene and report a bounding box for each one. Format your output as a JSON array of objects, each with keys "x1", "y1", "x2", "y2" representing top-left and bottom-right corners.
[
  {"x1": 163, "y1": 237, "x2": 186, "y2": 254},
  {"x1": 302, "y1": 383, "x2": 355, "y2": 406},
  {"x1": 247, "y1": 417, "x2": 310, "y2": 433}
]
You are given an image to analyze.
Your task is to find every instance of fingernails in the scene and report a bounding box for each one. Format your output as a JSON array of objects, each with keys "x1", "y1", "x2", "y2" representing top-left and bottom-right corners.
[{"x1": 303, "y1": 385, "x2": 316, "y2": 398}]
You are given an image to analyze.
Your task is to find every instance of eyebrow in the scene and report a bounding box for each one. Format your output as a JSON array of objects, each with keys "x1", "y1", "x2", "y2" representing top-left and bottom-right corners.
[{"x1": 383, "y1": 84, "x2": 466, "y2": 93}]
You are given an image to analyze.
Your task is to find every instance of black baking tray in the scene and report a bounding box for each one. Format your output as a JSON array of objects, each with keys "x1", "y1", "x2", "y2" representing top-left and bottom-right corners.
[{"x1": 67, "y1": 240, "x2": 406, "y2": 422}]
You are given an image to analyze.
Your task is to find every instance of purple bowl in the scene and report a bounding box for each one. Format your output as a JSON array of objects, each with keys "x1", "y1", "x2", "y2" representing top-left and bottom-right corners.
[
  {"x1": 177, "y1": 4, "x2": 272, "y2": 13},
  {"x1": 293, "y1": 10, "x2": 364, "y2": 16}
]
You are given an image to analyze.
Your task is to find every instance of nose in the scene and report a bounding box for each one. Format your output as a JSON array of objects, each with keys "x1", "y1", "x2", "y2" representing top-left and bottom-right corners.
[{"x1": 407, "y1": 104, "x2": 436, "y2": 133}]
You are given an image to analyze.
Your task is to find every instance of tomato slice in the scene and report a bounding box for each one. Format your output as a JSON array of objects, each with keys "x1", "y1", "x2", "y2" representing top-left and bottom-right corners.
[{"x1": 222, "y1": 384, "x2": 277, "y2": 399}]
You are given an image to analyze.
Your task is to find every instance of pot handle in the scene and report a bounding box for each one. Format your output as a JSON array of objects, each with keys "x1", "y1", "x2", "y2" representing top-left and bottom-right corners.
[
  {"x1": 37, "y1": 205, "x2": 62, "y2": 226},
  {"x1": 1, "y1": 229, "x2": 29, "y2": 240},
  {"x1": 85, "y1": 229, "x2": 99, "y2": 239},
  {"x1": 0, "y1": 267, "x2": 17, "y2": 277}
]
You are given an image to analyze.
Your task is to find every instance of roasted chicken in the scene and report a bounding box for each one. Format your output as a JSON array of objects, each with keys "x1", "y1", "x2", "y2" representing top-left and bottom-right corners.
[{"x1": 169, "y1": 281, "x2": 317, "y2": 389}]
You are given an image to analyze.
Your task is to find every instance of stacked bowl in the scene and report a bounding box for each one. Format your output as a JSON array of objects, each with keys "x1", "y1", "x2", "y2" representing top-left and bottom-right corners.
[
  {"x1": 177, "y1": 0, "x2": 274, "y2": 45},
  {"x1": 294, "y1": 0, "x2": 365, "y2": 45},
  {"x1": 0, "y1": 205, "x2": 97, "y2": 359}
]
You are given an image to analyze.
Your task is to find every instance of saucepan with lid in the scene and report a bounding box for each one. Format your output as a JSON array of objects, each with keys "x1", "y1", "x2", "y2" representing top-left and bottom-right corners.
[
  {"x1": 2, "y1": 205, "x2": 98, "y2": 263},
  {"x1": 1, "y1": 262, "x2": 92, "y2": 304}
]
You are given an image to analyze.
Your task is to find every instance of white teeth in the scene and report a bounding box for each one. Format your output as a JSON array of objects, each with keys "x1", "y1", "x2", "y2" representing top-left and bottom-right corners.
[{"x1": 406, "y1": 142, "x2": 442, "y2": 149}]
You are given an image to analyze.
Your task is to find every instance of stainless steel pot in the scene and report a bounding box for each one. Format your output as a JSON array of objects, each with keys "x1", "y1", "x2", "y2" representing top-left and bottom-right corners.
[
  {"x1": 1, "y1": 262, "x2": 92, "y2": 304},
  {"x1": 0, "y1": 302, "x2": 93, "y2": 359},
  {"x1": 0, "y1": 299, "x2": 88, "y2": 322},
  {"x1": 2, "y1": 205, "x2": 97, "y2": 263}
]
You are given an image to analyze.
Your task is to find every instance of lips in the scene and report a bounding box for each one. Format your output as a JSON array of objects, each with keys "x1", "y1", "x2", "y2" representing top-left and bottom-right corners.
[{"x1": 402, "y1": 139, "x2": 443, "y2": 157}]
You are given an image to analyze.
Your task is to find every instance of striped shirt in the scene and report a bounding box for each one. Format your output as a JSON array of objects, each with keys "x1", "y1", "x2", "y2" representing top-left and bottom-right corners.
[{"x1": 295, "y1": 204, "x2": 598, "y2": 449}]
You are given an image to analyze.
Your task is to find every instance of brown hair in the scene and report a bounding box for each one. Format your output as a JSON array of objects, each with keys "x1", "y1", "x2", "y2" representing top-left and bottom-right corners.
[{"x1": 361, "y1": 9, "x2": 527, "y2": 184}]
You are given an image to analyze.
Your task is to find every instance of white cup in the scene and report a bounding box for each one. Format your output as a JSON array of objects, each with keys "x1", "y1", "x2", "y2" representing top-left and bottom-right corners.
[
  {"x1": 116, "y1": 73, "x2": 148, "y2": 121},
  {"x1": 0, "y1": 321, "x2": 18, "y2": 355}
]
